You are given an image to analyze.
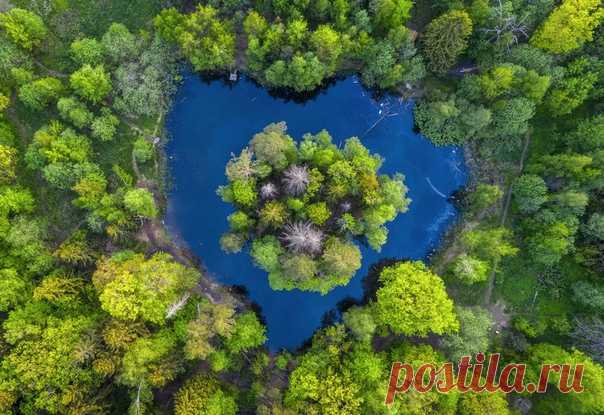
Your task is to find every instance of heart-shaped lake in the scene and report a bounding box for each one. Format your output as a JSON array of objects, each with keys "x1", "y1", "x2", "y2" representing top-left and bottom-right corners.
[{"x1": 165, "y1": 73, "x2": 467, "y2": 350}]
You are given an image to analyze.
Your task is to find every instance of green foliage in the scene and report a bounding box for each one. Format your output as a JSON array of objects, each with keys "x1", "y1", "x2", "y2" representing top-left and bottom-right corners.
[
  {"x1": 120, "y1": 329, "x2": 180, "y2": 388},
  {"x1": 101, "y1": 23, "x2": 138, "y2": 63},
  {"x1": 112, "y1": 35, "x2": 178, "y2": 117},
  {"x1": 306, "y1": 201, "x2": 330, "y2": 225},
  {"x1": 442, "y1": 306, "x2": 492, "y2": 362},
  {"x1": 155, "y1": 6, "x2": 235, "y2": 72},
  {"x1": 467, "y1": 183, "x2": 503, "y2": 212},
  {"x1": 91, "y1": 108, "x2": 119, "y2": 141},
  {"x1": 415, "y1": 96, "x2": 491, "y2": 145},
  {"x1": 457, "y1": 391, "x2": 511, "y2": 415},
  {"x1": 423, "y1": 10, "x2": 473, "y2": 73},
  {"x1": 572, "y1": 281, "x2": 604, "y2": 312},
  {"x1": 220, "y1": 123, "x2": 409, "y2": 293},
  {"x1": 123, "y1": 188, "x2": 158, "y2": 219},
  {"x1": 512, "y1": 174, "x2": 548, "y2": 213},
  {"x1": 461, "y1": 227, "x2": 518, "y2": 264},
  {"x1": 133, "y1": 137, "x2": 154, "y2": 163},
  {"x1": 70, "y1": 64, "x2": 112, "y2": 104},
  {"x1": 526, "y1": 221, "x2": 574, "y2": 267},
  {"x1": 0, "y1": 8, "x2": 47, "y2": 50},
  {"x1": 373, "y1": 261, "x2": 459, "y2": 336},
  {"x1": 526, "y1": 344, "x2": 604, "y2": 414},
  {"x1": 342, "y1": 306, "x2": 376, "y2": 342},
  {"x1": 451, "y1": 254, "x2": 490, "y2": 284},
  {"x1": 371, "y1": 0, "x2": 413, "y2": 35},
  {"x1": 70, "y1": 38, "x2": 104, "y2": 65},
  {"x1": 531, "y1": 0, "x2": 604, "y2": 54},
  {"x1": 545, "y1": 58, "x2": 598, "y2": 116},
  {"x1": 584, "y1": 213, "x2": 604, "y2": 240},
  {"x1": 2, "y1": 312, "x2": 103, "y2": 414},
  {"x1": 0, "y1": 145, "x2": 17, "y2": 184},
  {"x1": 175, "y1": 375, "x2": 238, "y2": 415},
  {"x1": 92, "y1": 252, "x2": 198, "y2": 324},
  {"x1": 18, "y1": 77, "x2": 64, "y2": 109},
  {"x1": 224, "y1": 311, "x2": 267, "y2": 353},
  {"x1": 57, "y1": 96, "x2": 93, "y2": 128}
]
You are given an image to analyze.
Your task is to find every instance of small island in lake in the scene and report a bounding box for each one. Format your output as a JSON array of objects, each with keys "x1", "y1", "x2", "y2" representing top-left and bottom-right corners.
[{"x1": 218, "y1": 122, "x2": 410, "y2": 294}]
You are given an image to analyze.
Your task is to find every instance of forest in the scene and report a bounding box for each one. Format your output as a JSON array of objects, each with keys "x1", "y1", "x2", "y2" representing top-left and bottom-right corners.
[{"x1": 0, "y1": 0, "x2": 603, "y2": 414}]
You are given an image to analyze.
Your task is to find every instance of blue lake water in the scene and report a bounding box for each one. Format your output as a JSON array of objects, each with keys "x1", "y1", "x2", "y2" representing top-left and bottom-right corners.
[{"x1": 165, "y1": 74, "x2": 468, "y2": 351}]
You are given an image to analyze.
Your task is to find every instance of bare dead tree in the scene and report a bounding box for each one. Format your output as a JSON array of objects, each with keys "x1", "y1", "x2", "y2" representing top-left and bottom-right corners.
[
  {"x1": 281, "y1": 222, "x2": 324, "y2": 255},
  {"x1": 480, "y1": 0, "x2": 529, "y2": 51},
  {"x1": 260, "y1": 182, "x2": 279, "y2": 199},
  {"x1": 282, "y1": 165, "x2": 310, "y2": 196}
]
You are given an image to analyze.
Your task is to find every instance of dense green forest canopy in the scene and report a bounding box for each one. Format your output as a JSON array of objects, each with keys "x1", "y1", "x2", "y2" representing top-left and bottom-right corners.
[{"x1": 0, "y1": 0, "x2": 602, "y2": 413}]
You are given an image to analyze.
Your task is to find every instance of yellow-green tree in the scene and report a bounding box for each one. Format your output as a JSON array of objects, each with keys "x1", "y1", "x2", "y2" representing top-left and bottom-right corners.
[
  {"x1": 373, "y1": 261, "x2": 459, "y2": 336},
  {"x1": 531, "y1": 0, "x2": 604, "y2": 54},
  {"x1": 92, "y1": 251, "x2": 198, "y2": 324}
]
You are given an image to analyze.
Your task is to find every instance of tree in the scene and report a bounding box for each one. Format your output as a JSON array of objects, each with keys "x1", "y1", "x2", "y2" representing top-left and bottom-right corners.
[
  {"x1": 531, "y1": 0, "x2": 604, "y2": 54},
  {"x1": 0, "y1": 8, "x2": 47, "y2": 50},
  {"x1": 343, "y1": 306, "x2": 376, "y2": 342},
  {"x1": 457, "y1": 391, "x2": 512, "y2": 415},
  {"x1": 572, "y1": 281, "x2": 604, "y2": 312},
  {"x1": 224, "y1": 311, "x2": 267, "y2": 353},
  {"x1": 123, "y1": 188, "x2": 158, "y2": 219},
  {"x1": 120, "y1": 329, "x2": 180, "y2": 388},
  {"x1": 91, "y1": 108, "x2": 119, "y2": 141},
  {"x1": 0, "y1": 144, "x2": 17, "y2": 184},
  {"x1": 0, "y1": 93, "x2": 9, "y2": 111},
  {"x1": 70, "y1": 38, "x2": 104, "y2": 65},
  {"x1": 545, "y1": 58, "x2": 597, "y2": 116},
  {"x1": 2, "y1": 312, "x2": 103, "y2": 414},
  {"x1": 386, "y1": 343, "x2": 459, "y2": 414},
  {"x1": 371, "y1": 0, "x2": 413, "y2": 35},
  {"x1": 69, "y1": 65, "x2": 112, "y2": 104},
  {"x1": 423, "y1": 10, "x2": 473, "y2": 73},
  {"x1": 442, "y1": 306, "x2": 492, "y2": 362},
  {"x1": 526, "y1": 344, "x2": 604, "y2": 414},
  {"x1": 309, "y1": 25, "x2": 343, "y2": 71},
  {"x1": 101, "y1": 23, "x2": 138, "y2": 63},
  {"x1": 526, "y1": 222, "x2": 573, "y2": 267},
  {"x1": 92, "y1": 251, "x2": 199, "y2": 324},
  {"x1": 566, "y1": 114, "x2": 604, "y2": 153},
  {"x1": 113, "y1": 36, "x2": 178, "y2": 117},
  {"x1": 584, "y1": 213, "x2": 604, "y2": 240},
  {"x1": 175, "y1": 375, "x2": 238, "y2": 415},
  {"x1": 485, "y1": 97, "x2": 535, "y2": 140},
  {"x1": 57, "y1": 96, "x2": 93, "y2": 128},
  {"x1": 415, "y1": 96, "x2": 491, "y2": 145},
  {"x1": 284, "y1": 325, "x2": 366, "y2": 415},
  {"x1": 373, "y1": 261, "x2": 459, "y2": 336},
  {"x1": 572, "y1": 317, "x2": 604, "y2": 364},
  {"x1": 18, "y1": 77, "x2": 64, "y2": 109},
  {"x1": 451, "y1": 254, "x2": 490, "y2": 284},
  {"x1": 156, "y1": 6, "x2": 235, "y2": 72},
  {"x1": 461, "y1": 227, "x2": 518, "y2": 263},
  {"x1": 133, "y1": 137, "x2": 154, "y2": 163},
  {"x1": 250, "y1": 122, "x2": 296, "y2": 170},
  {"x1": 512, "y1": 174, "x2": 548, "y2": 213},
  {"x1": 468, "y1": 183, "x2": 503, "y2": 212}
]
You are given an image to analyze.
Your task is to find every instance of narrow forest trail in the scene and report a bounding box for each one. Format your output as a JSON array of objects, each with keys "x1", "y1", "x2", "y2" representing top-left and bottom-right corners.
[{"x1": 483, "y1": 131, "x2": 532, "y2": 306}]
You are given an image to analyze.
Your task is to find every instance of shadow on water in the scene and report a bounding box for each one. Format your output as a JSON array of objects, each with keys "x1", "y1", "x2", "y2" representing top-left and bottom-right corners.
[{"x1": 165, "y1": 73, "x2": 468, "y2": 351}]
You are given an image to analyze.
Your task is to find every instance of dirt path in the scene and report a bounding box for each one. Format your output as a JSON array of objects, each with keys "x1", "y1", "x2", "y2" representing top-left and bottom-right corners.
[{"x1": 482, "y1": 131, "x2": 531, "y2": 305}]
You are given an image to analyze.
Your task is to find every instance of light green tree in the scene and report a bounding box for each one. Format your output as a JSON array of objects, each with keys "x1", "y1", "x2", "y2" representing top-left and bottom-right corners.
[{"x1": 373, "y1": 261, "x2": 459, "y2": 336}]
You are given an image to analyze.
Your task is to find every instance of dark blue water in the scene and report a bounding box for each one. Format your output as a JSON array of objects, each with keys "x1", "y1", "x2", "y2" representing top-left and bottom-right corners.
[{"x1": 166, "y1": 74, "x2": 467, "y2": 351}]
